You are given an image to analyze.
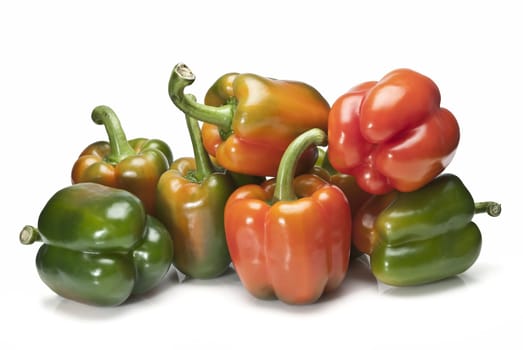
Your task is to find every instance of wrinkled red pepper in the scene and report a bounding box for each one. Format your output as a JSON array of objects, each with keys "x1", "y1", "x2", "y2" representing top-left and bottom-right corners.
[{"x1": 328, "y1": 69, "x2": 460, "y2": 194}]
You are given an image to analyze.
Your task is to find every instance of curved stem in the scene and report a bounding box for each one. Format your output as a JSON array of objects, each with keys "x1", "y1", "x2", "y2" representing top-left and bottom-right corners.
[
  {"x1": 91, "y1": 105, "x2": 136, "y2": 164},
  {"x1": 185, "y1": 99, "x2": 213, "y2": 181},
  {"x1": 168, "y1": 63, "x2": 234, "y2": 129},
  {"x1": 273, "y1": 128, "x2": 327, "y2": 202},
  {"x1": 20, "y1": 225, "x2": 42, "y2": 245},
  {"x1": 474, "y1": 201, "x2": 502, "y2": 217}
]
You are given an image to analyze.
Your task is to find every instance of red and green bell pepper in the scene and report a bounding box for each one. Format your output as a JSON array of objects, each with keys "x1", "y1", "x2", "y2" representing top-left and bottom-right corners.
[
  {"x1": 168, "y1": 63, "x2": 330, "y2": 177},
  {"x1": 71, "y1": 105, "x2": 173, "y2": 215},
  {"x1": 156, "y1": 110, "x2": 235, "y2": 279},
  {"x1": 352, "y1": 173, "x2": 501, "y2": 286}
]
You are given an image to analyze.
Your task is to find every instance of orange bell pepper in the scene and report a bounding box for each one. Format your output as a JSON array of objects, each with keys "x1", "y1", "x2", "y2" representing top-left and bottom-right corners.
[
  {"x1": 224, "y1": 128, "x2": 351, "y2": 304},
  {"x1": 168, "y1": 63, "x2": 330, "y2": 177}
]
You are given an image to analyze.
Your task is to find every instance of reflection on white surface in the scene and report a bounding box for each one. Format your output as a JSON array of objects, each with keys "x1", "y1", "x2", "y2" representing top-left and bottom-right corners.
[{"x1": 378, "y1": 275, "x2": 466, "y2": 297}]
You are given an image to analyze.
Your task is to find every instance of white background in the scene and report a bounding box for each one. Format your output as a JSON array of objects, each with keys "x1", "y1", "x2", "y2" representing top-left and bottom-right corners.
[{"x1": 1, "y1": 1, "x2": 520, "y2": 349}]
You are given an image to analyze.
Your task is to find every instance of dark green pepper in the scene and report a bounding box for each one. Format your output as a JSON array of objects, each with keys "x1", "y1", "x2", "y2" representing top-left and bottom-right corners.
[
  {"x1": 20, "y1": 182, "x2": 174, "y2": 306},
  {"x1": 352, "y1": 173, "x2": 501, "y2": 286}
]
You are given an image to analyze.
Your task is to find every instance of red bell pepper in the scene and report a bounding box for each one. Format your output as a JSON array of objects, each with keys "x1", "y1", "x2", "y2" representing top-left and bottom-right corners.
[
  {"x1": 224, "y1": 128, "x2": 351, "y2": 304},
  {"x1": 327, "y1": 69, "x2": 460, "y2": 194}
]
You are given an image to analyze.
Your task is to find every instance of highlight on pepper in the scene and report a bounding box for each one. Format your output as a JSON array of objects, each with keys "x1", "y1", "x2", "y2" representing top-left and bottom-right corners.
[
  {"x1": 18, "y1": 62, "x2": 502, "y2": 307},
  {"x1": 168, "y1": 62, "x2": 330, "y2": 177},
  {"x1": 71, "y1": 105, "x2": 173, "y2": 216},
  {"x1": 224, "y1": 128, "x2": 352, "y2": 305},
  {"x1": 20, "y1": 183, "x2": 174, "y2": 306},
  {"x1": 352, "y1": 173, "x2": 501, "y2": 286},
  {"x1": 327, "y1": 68, "x2": 460, "y2": 195}
]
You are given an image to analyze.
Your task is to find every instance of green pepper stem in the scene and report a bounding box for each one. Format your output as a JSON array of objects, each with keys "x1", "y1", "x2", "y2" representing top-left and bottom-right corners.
[
  {"x1": 273, "y1": 128, "x2": 327, "y2": 202},
  {"x1": 91, "y1": 105, "x2": 136, "y2": 164},
  {"x1": 168, "y1": 63, "x2": 234, "y2": 129},
  {"x1": 185, "y1": 98, "x2": 213, "y2": 181},
  {"x1": 474, "y1": 201, "x2": 502, "y2": 217},
  {"x1": 19, "y1": 225, "x2": 42, "y2": 245}
]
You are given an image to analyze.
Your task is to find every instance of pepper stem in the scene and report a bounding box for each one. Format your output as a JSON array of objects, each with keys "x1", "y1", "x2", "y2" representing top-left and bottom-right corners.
[
  {"x1": 19, "y1": 225, "x2": 42, "y2": 245},
  {"x1": 474, "y1": 201, "x2": 502, "y2": 217},
  {"x1": 273, "y1": 128, "x2": 327, "y2": 202},
  {"x1": 91, "y1": 105, "x2": 136, "y2": 164},
  {"x1": 185, "y1": 97, "x2": 213, "y2": 181},
  {"x1": 168, "y1": 63, "x2": 234, "y2": 129}
]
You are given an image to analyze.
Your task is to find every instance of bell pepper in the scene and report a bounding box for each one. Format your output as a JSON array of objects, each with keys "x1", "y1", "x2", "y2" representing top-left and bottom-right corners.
[
  {"x1": 208, "y1": 153, "x2": 266, "y2": 187},
  {"x1": 352, "y1": 173, "x2": 501, "y2": 286},
  {"x1": 224, "y1": 128, "x2": 351, "y2": 304},
  {"x1": 314, "y1": 147, "x2": 337, "y2": 175},
  {"x1": 312, "y1": 150, "x2": 373, "y2": 260},
  {"x1": 327, "y1": 69, "x2": 460, "y2": 194},
  {"x1": 168, "y1": 63, "x2": 330, "y2": 177},
  {"x1": 19, "y1": 182, "x2": 174, "y2": 306},
  {"x1": 71, "y1": 105, "x2": 173, "y2": 215},
  {"x1": 156, "y1": 110, "x2": 236, "y2": 279},
  {"x1": 314, "y1": 148, "x2": 373, "y2": 216}
]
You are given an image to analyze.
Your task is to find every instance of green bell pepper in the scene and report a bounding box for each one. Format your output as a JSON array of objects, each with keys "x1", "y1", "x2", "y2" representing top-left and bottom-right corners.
[
  {"x1": 156, "y1": 110, "x2": 236, "y2": 279},
  {"x1": 352, "y1": 173, "x2": 501, "y2": 286},
  {"x1": 20, "y1": 182, "x2": 174, "y2": 306}
]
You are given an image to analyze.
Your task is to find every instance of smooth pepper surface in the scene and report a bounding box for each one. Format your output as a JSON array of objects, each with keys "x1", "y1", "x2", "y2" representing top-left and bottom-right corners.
[
  {"x1": 224, "y1": 128, "x2": 351, "y2": 304},
  {"x1": 168, "y1": 63, "x2": 330, "y2": 177},
  {"x1": 311, "y1": 152, "x2": 373, "y2": 259},
  {"x1": 352, "y1": 173, "x2": 501, "y2": 286},
  {"x1": 313, "y1": 148, "x2": 373, "y2": 217},
  {"x1": 71, "y1": 105, "x2": 173, "y2": 215},
  {"x1": 328, "y1": 69, "x2": 460, "y2": 194},
  {"x1": 20, "y1": 182, "x2": 174, "y2": 306},
  {"x1": 156, "y1": 114, "x2": 235, "y2": 279}
]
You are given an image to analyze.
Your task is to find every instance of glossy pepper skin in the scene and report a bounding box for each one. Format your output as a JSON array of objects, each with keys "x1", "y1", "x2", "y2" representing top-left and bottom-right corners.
[
  {"x1": 71, "y1": 105, "x2": 173, "y2": 215},
  {"x1": 156, "y1": 114, "x2": 236, "y2": 279},
  {"x1": 224, "y1": 129, "x2": 351, "y2": 304},
  {"x1": 353, "y1": 174, "x2": 501, "y2": 286},
  {"x1": 20, "y1": 183, "x2": 174, "y2": 306},
  {"x1": 312, "y1": 152, "x2": 373, "y2": 260},
  {"x1": 328, "y1": 69, "x2": 460, "y2": 194},
  {"x1": 314, "y1": 148, "x2": 372, "y2": 217},
  {"x1": 168, "y1": 63, "x2": 330, "y2": 177}
]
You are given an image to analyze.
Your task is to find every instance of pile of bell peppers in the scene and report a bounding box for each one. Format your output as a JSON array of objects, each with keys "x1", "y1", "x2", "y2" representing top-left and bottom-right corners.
[{"x1": 19, "y1": 62, "x2": 501, "y2": 306}]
